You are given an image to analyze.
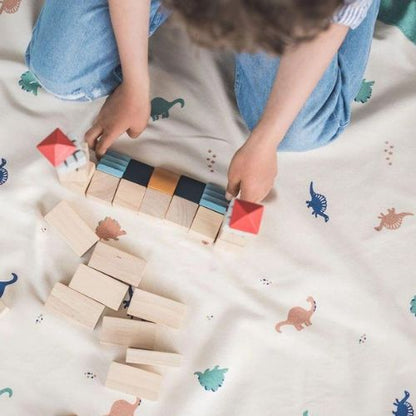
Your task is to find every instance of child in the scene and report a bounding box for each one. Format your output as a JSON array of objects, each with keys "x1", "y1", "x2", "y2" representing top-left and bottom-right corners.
[{"x1": 25, "y1": 0, "x2": 380, "y2": 202}]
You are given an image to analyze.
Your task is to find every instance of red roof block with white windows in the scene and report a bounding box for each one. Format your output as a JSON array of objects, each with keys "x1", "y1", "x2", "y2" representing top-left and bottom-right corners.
[
  {"x1": 229, "y1": 199, "x2": 264, "y2": 235},
  {"x1": 37, "y1": 128, "x2": 76, "y2": 167}
]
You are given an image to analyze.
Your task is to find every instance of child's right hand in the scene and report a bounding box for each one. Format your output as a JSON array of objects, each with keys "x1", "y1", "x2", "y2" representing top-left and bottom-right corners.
[{"x1": 84, "y1": 80, "x2": 150, "y2": 158}]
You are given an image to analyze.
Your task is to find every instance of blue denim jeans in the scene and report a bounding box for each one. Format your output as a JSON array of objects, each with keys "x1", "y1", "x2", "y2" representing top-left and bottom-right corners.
[{"x1": 25, "y1": 0, "x2": 380, "y2": 152}]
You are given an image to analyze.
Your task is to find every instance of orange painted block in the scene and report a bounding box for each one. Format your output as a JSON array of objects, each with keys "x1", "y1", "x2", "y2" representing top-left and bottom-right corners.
[{"x1": 148, "y1": 168, "x2": 180, "y2": 196}]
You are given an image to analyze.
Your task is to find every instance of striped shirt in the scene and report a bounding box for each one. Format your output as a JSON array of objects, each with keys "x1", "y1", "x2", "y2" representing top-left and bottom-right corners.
[{"x1": 333, "y1": 0, "x2": 374, "y2": 29}]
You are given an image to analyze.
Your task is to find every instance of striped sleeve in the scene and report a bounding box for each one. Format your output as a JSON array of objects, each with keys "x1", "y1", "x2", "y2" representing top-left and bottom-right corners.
[{"x1": 332, "y1": 0, "x2": 374, "y2": 29}]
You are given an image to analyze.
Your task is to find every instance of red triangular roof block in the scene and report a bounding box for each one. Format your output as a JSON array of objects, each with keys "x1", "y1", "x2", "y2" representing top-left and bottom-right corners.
[
  {"x1": 37, "y1": 128, "x2": 76, "y2": 166},
  {"x1": 229, "y1": 199, "x2": 264, "y2": 234}
]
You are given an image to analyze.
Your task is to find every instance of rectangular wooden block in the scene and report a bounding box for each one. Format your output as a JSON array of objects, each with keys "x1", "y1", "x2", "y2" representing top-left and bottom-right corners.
[
  {"x1": 0, "y1": 299, "x2": 9, "y2": 318},
  {"x1": 139, "y1": 188, "x2": 172, "y2": 218},
  {"x1": 105, "y1": 362, "x2": 162, "y2": 401},
  {"x1": 165, "y1": 195, "x2": 198, "y2": 229},
  {"x1": 112, "y1": 179, "x2": 146, "y2": 212},
  {"x1": 189, "y1": 206, "x2": 224, "y2": 243},
  {"x1": 99, "y1": 316, "x2": 156, "y2": 349},
  {"x1": 86, "y1": 170, "x2": 120, "y2": 205},
  {"x1": 44, "y1": 200, "x2": 99, "y2": 256},
  {"x1": 69, "y1": 264, "x2": 128, "y2": 310},
  {"x1": 127, "y1": 288, "x2": 187, "y2": 329},
  {"x1": 126, "y1": 348, "x2": 183, "y2": 367},
  {"x1": 148, "y1": 167, "x2": 180, "y2": 195},
  {"x1": 44, "y1": 282, "x2": 104, "y2": 329},
  {"x1": 88, "y1": 242, "x2": 146, "y2": 287},
  {"x1": 59, "y1": 161, "x2": 96, "y2": 195}
]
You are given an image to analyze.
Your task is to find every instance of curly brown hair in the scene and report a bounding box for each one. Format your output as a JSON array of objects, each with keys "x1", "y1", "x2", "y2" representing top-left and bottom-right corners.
[{"x1": 163, "y1": 0, "x2": 344, "y2": 55}]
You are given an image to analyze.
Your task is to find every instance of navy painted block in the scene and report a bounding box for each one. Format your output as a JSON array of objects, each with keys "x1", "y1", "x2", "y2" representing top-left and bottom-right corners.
[
  {"x1": 174, "y1": 176, "x2": 206, "y2": 204},
  {"x1": 123, "y1": 159, "x2": 154, "y2": 187}
]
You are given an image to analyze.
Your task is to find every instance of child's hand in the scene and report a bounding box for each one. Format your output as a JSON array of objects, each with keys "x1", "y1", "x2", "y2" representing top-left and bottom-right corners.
[
  {"x1": 84, "y1": 81, "x2": 150, "y2": 157},
  {"x1": 226, "y1": 136, "x2": 277, "y2": 203}
]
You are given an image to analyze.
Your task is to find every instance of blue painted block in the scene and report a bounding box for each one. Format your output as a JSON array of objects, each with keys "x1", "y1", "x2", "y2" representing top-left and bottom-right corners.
[
  {"x1": 96, "y1": 163, "x2": 124, "y2": 178},
  {"x1": 199, "y1": 183, "x2": 229, "y2": 214},
  {"x1": 106, "y1": 149, "x2": 131, "y2": 163},
  {"x1": 101, "y1": 153, "x2": 130, "y2": 169}
]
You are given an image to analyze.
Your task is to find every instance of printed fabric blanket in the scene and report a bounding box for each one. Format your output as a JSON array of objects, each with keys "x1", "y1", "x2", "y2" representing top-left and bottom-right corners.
[{"x1": 1, "y1": 2, "x2": 416, "y2": 416}]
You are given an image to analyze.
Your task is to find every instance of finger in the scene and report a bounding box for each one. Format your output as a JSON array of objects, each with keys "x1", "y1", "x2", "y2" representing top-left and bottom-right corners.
[
  {"x1": 127, "y1": 128, "x2": 141, "y2": 139},
  {"x1": 95, "y1": 131, "x2": 117, "y2": 158},
  {"x1": 84, "y1": 124, "x2": 103, "y2": 149},
  {"x1": 240, "y1": 181, "x2": 266, "y2": 203},
  {"x1": 226, "y1": 175, "x2": 240, "y2": 201}
]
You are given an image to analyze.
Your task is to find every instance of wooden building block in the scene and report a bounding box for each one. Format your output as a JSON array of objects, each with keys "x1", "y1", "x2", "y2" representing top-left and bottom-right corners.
[
  {"x1": 189, "y1": 206, "x2": 224, "y2": 243},
  {"x1": 148, "y1": 167, "x2": 180, "y2": 195},
  {"x1": 69, "y1": 264, "x2": 128, "y2": 311},
  {"x1": 88, "y1": 242, "x2": 146, "y2": 287},
  {"x1": 174, "y1": 175, "x2": 206, "y2": 203},
  {"x1": 59, "y1": 161, "x2": 96, "y2": 195},
  {"x1": 122, "y1": 159, "x2": 154, "y2": 186},
  {"x1": 44, "y1": 282, "x2": 104, "y2": 329},
  {"x1": 139, "y1": 188, "x2": 172, "y2": 218},
  {"x1": 230, "y1": 198, "x2": 264, "y2": 234},
  {"x1": 165, "y1": 195, "x2": 198, "y2": 229},
  {"x1": 44, "y1": 200, "x2": 99, "y2": 256},
  {"x1": 0, "y1": 299, "x2": 9, "y2": 318},
  {"x1": 126, "y1": 348, "x2": 182, "y2": 367},
  {"x1": 127, "y1": 289, "x2": 187, "y2": 329},
  {"x1": 105, "y1": 362, "x2": 162, "y2": 401},
  {"x1": 112, "y1": 179, "x2": 146, "y2": 212},
  {"x1": 199, "y1": 183, "x2": 229, "y2": 215},
  {"x1": 86, "y1": 170, "x2": 120, "y2": 205},
  {"x1": 97, "y1": 152, "x2": 130, "y2": 178},
  {"x1": 99, "y1": 316, "x2": 156, "y2": 349}
]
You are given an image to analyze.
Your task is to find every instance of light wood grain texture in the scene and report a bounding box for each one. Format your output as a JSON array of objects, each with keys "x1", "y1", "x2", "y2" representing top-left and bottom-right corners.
[
  {"x1": 139, "y1": 188, "x2": 172, "y2": 218},
  {"x1": 88, "y1": 242, "x2": 146, "y2": 287},
  {"x1": 148, "y1": 167, "x2": 180, "y2": 195},
  {"x1": 127, "y1": 289, "x2": 187, "y2": 329},
  {"x1": 86, "y1": 170, "x2": 120, "y2": 205},
  {"x1": 69, "y1": 264, "x2": 128, "y2": 311},
  {"x1": 44, "y1": 282, "x2": 104, "y2": 329},
  {"x1": 0, "y1": 299, "x2": 9, "y2": 317},
  {"x1": 99, "y1": 316, "x2": 156, "y2": 349},
  {"x1": 60, "y1": 162, "x2": 96, "y2": 195},
  {"x1": 189, "y1": 206, "x2": 224, "y2": 243},
  {"x1": 44, "y1": 200, "x2": 99, "y2": 256},
  {"x1": 126, "y1": 348, "x2": 182, "y2": 367},
  {"x1": 112, "y1": 179, "x2": 146, "y2": 212},
  {"x1": 105, "y1": 362, "x2": 162, "y2": 401},
  {"x1": 165, "y1": 195, "x2": 198, "y2": 229}
]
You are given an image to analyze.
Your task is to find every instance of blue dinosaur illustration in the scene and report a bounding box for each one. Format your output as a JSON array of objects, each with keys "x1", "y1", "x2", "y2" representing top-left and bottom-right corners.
[
  {"x1": 194, "y1": 365, "x2": 228, "y2": 392},
  {"x1": 18, "y1": 71, "x2": 42, "y2": 96},
  {"x1": 306, "y1": 182, "x2": 329, "y2": 222},
  {"x1": 410, "y1": 296, "x2": 416, "y2": 316},
  {"x1": 393, "y1": 391, "x2": 414, "y2": 416},
  {"x1": 0, "y1": 158, "x2": 8, "y2": 185},
  {"x1": 122, "y1": 285, "x2": 134, "y2": 309},
  {"x1": 0, "y1": 388, "x2": 13, "y2": 398},
  {"x1": 0, "y1": 273, "x2": 18, "y2": 297},
  {"x1": 354, "y1": 79, "x2": 375, "y2": 103},
  {"x1": 150, "y1": 97, "x2": 185, "y2": 121}
]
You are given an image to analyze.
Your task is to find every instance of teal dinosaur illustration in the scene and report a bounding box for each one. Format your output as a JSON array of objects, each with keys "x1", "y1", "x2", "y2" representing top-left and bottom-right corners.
[
  {"x1": 303, "y1": 412, "x2": 309, "y2": 416},
  {"x1": 0, "y1": 388, "x2": 12, "y2": 398},
  {"x1": 194, "y1": 365, "x2": 228, "y2": 392},
  {"x1": 410, "y1": 296, "x2": 416, "y2": 316},
  {"x1": 150, "y1": 97, "x2": 185, "y2": 121},
  {"x1": 18, "y1": 71, "x2": 41, "y2": 96},
  {"x1": 354, "y1": 79, "x2": 375, "y2": 103}
]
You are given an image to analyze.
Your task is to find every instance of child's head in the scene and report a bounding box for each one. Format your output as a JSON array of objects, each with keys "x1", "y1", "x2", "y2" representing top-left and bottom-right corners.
[{"x1": 163, "y1": 0, "x2": 343, "y2": 54}]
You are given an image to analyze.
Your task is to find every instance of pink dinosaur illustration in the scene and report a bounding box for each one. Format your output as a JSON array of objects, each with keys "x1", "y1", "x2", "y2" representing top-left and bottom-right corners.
[
  {"x1": 105, "y1": 398, "x2": 141, "y2": 416},
  {"x1": 374, "y1": 208, "x2": 413, "y2": 231},
  {"x1": 0, "y1": 0, "x2": 22, "y2": 14},
  {"x1": 275, "y1": 297, "x2": 316, "y2": 333},
  {"x1": 96, "y1": 217, "x2": 127, "y2": 241}
]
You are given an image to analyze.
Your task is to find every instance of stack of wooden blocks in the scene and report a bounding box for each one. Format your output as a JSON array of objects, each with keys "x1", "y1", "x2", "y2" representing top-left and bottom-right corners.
[{"x1": 43, "y1": 200, "x2": 187, "y2": 401}]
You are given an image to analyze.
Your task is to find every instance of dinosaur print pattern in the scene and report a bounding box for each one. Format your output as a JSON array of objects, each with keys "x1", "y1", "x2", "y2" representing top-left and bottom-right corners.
[
  {"x1": 150, "y1": 97, "x2": 185, "y2": 121},
  {"x1": 96, "y1": 217, "x2": 127, "y2": 241},
  {"x1": 306, "y1": 182, "x2": 329, "y2": 222},
  {"x1": 122, "y1": 286, "x2": 134, "y2": 309},
  {"x1": 392, "y1": 391, "x2": 414, "y2": 416},
  {"x1": 19, "y1": 71, "x2": 42, "y2": 96},
  {"x1": 194, "y1": 366, "x2": 228, "y2": 392},
  {"x1": 275, "y1": 297, "x2": 316, "y2": 333},
  {"x1": 105, "y1": 398, "x2": 141, "y2": 416},
  {"x1": 354, "y1": 79, "x2": 375, "y2": 103},
  {"x1": 0, "y1": 0, "x2": 21, "y2": 14},
  {"x1": 410, "y1": 296, "x2": 416, "y2": 316},
  {"x1": 0, "y1": 388, "x2": 13, "y2": 398},
  {"x1": 0, "y1": 273, "x2": 18, "y2": 297},
  {"x1": 0, "y1": 158, "x2": 8, "y2": 185},
  {"x1": 374, "y1": 208, "x2": 413, "y2": 231}
]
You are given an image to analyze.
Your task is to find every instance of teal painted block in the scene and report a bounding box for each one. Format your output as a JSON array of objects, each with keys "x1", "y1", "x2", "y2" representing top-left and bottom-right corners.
[
  {"x1": 199, "y1": 197, "x2": 228, "y2": 214},
  {"x1": 101, "y1": 154, "x2": 129, "y2": 169},
  {"x1": 96, "y1": 163, "x2": 124, "y2": 178},
  {"x1": 106, "y1": 149, "x2": 131, "y2": 163},
  {"x1": 204, "y1": 183, "x2": 226, "y2": 195},
  {"x1": 202, "y1": 188, "x2": 227, "y2": 201}
]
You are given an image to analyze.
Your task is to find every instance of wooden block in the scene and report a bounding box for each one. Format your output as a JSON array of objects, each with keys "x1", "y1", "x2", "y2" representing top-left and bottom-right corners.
[
  {"x1": 97, "y1": 152, "x2": 130, "y2": 178},
  {"x1": 88, "y1": 242, "x2": 146, "y2": 287},
  {"x1": 165, "y1": 195, "x2": 198, "y2": 229},
  {"x1": 0, "y1": 299, "x2": 9, "y2": 318},
  {"x1": 105, "y1": 362, "x2": 162, "y2": 401},
  {"x1": 44, "y1": 200, "x2": 99, "y2": 256},
  {"x1": 199, "y1": 183, "x2": 229, "y2": 214},
  {"x1": 59, "y1": 161, "x2": 96, "y2": 195},
  {"x1": 174, "y1": 175, "x2": 206, "y2": 203},
  {"x1": 126, "y1": 348, "x2": 182, "y2": 367},
  {"x1": 139, "y1": 188, "x2": 172, "y2": 218},
  {"x1": 44, "y1": 282, "x2": 104, "y2": 329},
  {"x1": 86, "y1": 170, "x2": 120, "y2": 205},
  {"x1": 189, "y1": 206, "x2": 224, "y2": 243},
  {"x1": 148, "y1": 167, "x2": 180, "y2": 195},
  {"x1": 99, "y1": 316, "x2": 156, "y2": 349},
  {"x1": 112, "y1": 179, "x2": 146, "y2": 212},
  {"x1": 122, "y1": 159, "x2": 154, "y2": 186},
  {"x1": 127, "y1": 288, "x2": 187, "y2": 329},
  {"x1": 69, "y1": 264, "x2": 128, "y2": 311}
]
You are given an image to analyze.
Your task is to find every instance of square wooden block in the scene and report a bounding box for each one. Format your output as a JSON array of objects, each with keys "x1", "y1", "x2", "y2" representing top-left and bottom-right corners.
[
  {"x1": 148, "y1": 167, "x2": 180, "y2": 195},
  {"x1": 122, "y1": 159, "x2": 154, "y2": 186},
  {"x1": 86, "y1": 170, "x2": 120, "y2": 205},
  {"x1": 59, "y1": 161, "x2": 96, "y2": 195},
  {"x1": 165, "y1": 195, "x2": 198, "y2": 229},
  {"x1": 139, "y1": 188, "x2": 172, "y2": 218},
  {"x1": 126, "y1": 348, "x2": 183, "y2": 367},
  {"x1": 112, "y1": 178, "x2": 146, "y2": 212},
  {"x1": 189, "y1": 206, "x2": 224, "y2": 243}
]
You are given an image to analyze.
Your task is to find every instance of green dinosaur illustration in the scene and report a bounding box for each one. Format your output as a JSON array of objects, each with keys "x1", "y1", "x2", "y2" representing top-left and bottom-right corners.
[
  {"x1": 18, "y1": 71, "x2": 41, "y2": 96},
  {"x1": 0, "y1": 388, "x2": 12, "y2": 398},
  {"x1": 194, "y1": 365, "x2": 228, "y2": 392},
  {"x1": 410, "y1": 296, "x2": 416, "y2": 316},
  {"x1": 354, "y1": 79, "x2": 375, "y2": 103},
  {"x1": 303, "y1": 412, "x2": 309, "y2": 416},
  {"x1": 150, "y1": 97, "x2": 185, "y2": 121}
]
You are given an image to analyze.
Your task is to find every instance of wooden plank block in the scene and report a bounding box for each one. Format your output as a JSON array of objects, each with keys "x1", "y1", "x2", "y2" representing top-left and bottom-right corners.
[
  {"x1": 127, "y1": 288, "x2": 187, "y2": 329},
  {"x1": 148, "y1": 167, "x2": 180, "y2": 195},
  {"x1": 86, "y1": 170, "x2": 120, "y2": 205},
  {"x1": 59, "y1": 161, "x2": 96, "y2": 195},
  {"x1": 99, "y1": 316, "x2": 156, "y2": 349},
  {"x1": 189, "y1": 206, "x2": 224, "y2": 243},
  {"x1": 165, "y1": 195, "x2": 198, "y2": 229},
  {"x1": 69, "y1": 264, "x2": 128, "y2": 311},
  {"x1": 112, "y1": 179, "x2": 146, "y2": 213},
  {"x1": 88, "y1": 242, "x2": 146, "y2": 287},
  {"x1": 44, "y1": 200, "x2": 99, "y2": 256},
  {"x1": 139, "y1": 188, "x2": 172, "y2": 218},
  {"x1": 126, "y1": 348, "x2": 182, "y2": 367},
  {"x1": 0, "y1": 299, "x2": 9, "y2": 318},
  {"x1": 44, "y1": 282, "x2": 104, "y2": 329},
  {"x1": 105, "y1": 362, "x2": 162, "y2": 401}
]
